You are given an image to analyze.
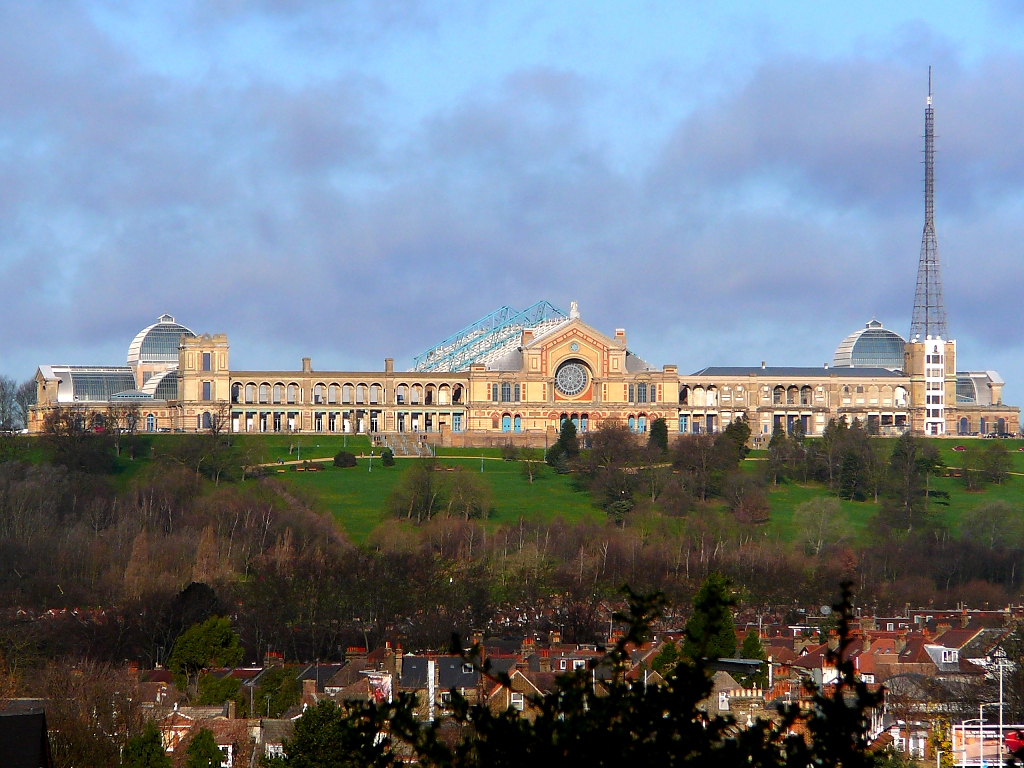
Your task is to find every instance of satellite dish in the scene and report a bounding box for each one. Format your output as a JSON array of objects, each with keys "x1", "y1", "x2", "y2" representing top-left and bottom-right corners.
[{"x1": 820, "y1": 606, "x2": 832, "y2": 616}]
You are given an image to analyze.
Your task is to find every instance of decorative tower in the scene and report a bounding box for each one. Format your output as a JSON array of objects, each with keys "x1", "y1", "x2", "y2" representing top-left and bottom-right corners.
[{"x1": 909, "y1": 66, "x2": 948, "y2": 342}]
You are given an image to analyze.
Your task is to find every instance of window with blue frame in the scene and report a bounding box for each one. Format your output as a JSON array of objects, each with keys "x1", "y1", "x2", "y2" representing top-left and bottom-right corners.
[
  {"x1": 580, "y1": 414, "x2": 588, "y2": 432},
  {"x1": 453, "y1": 413, "x2": 462, "y2": 432},
  {"x1": 146, "y1": 413, "x2": 156, "y2": 432},
  {"x1": 678, "y1": 414, "x2": 688, "y2": 433},
  {"x1": 514, "y1": 415, "x2": 521, "y2": 433},
  {"x1": 628, "y1": 416, "x2": 635, "y2": 432},
  {"x1": 638, "y1": 416, "x2": 646, "y2": 432},
  {"x1": 502, "y1": 414, "x2": 512, "y2": 432}
]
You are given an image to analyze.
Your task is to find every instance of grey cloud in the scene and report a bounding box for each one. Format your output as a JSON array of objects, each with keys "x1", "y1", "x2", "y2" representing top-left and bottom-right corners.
[{"x1": 1, "y1": 6, "x2": 1023, "y2": 404}]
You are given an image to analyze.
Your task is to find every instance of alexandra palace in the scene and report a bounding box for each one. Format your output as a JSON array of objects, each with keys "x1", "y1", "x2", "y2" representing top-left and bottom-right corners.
[{"x1": 28, "y1": 301, "x2": 1018, "y2": 447}]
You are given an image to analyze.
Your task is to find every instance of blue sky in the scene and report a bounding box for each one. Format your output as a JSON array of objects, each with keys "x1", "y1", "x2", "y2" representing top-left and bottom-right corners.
[{"x1": 2, "y1": 1, "x2": 1024, "y2": 402}]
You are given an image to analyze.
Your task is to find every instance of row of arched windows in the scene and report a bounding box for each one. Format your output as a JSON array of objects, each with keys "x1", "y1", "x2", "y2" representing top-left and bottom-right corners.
[
  {"x1": 231, "y1": 381, "x2": 386, "y2": 406},
  {"x1": 679, "y1": 385, "x2": 720, "y2": 407},
  {"x1": 231, "y1": 381, "x2": 464, "y2": 407},
  {"x1": 395, "y1": 383, "x2": 463, "y2": 406}
]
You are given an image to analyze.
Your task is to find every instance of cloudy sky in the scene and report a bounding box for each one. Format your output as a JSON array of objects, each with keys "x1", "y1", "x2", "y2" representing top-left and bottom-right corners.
[{"x1": 2, "y1": 2, "x2": 1023, "y2": 401}]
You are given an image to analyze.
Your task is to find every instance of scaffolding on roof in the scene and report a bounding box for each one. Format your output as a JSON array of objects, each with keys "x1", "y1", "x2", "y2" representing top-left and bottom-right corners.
[{"x1": 411, "y1": 300, "x2": 568, "y2": 372}]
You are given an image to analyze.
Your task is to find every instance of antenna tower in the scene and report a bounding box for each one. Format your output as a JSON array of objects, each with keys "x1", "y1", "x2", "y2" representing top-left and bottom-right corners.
[{"x1": 909, "y1": 66, "x2": 948, "y2": 341}]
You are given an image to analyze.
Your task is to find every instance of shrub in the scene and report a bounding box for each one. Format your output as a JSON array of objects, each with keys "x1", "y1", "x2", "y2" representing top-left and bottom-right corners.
[
  {"x1": 380, "y1": 447, "x2": 395, "y2": 467},
  {"x1": 334, "y1": 451, "x2": 357, "y2": 468}
]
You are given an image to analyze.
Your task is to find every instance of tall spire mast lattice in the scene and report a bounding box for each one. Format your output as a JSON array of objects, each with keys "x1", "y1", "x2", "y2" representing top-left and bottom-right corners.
[{"x1": 909, "y1": 66, "x2": 948, "y2": 341}]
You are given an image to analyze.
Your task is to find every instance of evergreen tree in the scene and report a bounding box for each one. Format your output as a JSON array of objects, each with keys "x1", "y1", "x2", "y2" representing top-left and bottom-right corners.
[
  {"x1": 185, "y1": 728, "x2": 223, "y2": 768},
  {"x1": 738, "y1": 629, "x2": 768, "y2": 688},
  {"x1": 168, "y1": 616, "x2": 243, "y2": 689},
  {"x1": 122, "y1": 721, "x2": 171, "y2": 768},
  {"x1": 648, "y1": 417, "x2": 668, "y2": 454},
  {"x1": 558, "y1": 418, "x2": 579, "y2": 458},
  {"x1": 682, "y1": 573, "x2": 737, "y2": 661},
  {"x1": 650, "y1": 639, "x2": 681, "y2": 677}
]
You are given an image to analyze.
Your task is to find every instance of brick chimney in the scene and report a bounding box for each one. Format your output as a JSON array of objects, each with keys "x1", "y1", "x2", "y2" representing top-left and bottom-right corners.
[
  {"x1": 303, "y1": 678, "x2": 316, "y2": 700},
  {"x1": 227, "y1": 699, "x2": 237, "y2": 719},
  {"x1": 539, "y1": 649, "x2": 551, "y2": 673},
  {"x1": 302, "y1": 357, "x2": 312, "y2": 373}
]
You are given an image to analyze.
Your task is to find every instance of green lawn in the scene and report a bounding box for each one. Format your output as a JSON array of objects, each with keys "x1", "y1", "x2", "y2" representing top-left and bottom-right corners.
[{"x1": 278, "y1": 456, "x2": 603, "y2": 542}]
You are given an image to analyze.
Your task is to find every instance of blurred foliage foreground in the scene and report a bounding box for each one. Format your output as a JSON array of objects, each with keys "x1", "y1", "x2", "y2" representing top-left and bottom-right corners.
[{"x1": 270, "y1": 582, "x2": 885, "y2": 768}]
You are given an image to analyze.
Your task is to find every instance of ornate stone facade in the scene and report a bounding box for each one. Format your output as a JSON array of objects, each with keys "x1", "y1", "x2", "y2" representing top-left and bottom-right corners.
[{"x1": 29, "y1": 311, "x2": 1019, "y2": 443}]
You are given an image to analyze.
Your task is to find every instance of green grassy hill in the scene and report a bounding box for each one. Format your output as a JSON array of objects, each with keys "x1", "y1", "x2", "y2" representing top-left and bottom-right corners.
[{"x1": 14, "y1": 433, "x2": 1023, "y2": 544}]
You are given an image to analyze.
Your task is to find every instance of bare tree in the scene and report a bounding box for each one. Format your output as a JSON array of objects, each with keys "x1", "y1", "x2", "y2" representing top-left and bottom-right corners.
[
  {"x1": 0, "y1": 376, "x2": 16, "y2": 432},
  {"x1": 105, "y1": 402, "x2": 141, "y2": 456},
  {"x1": 14, "y1": 379, "x2": 36, "y2": 431}
]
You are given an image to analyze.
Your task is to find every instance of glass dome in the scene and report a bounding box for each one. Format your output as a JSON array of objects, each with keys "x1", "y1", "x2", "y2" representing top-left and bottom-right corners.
[
  {"x1": 127, "y1": 314, "x2": 195, "y2": 365},
  {"x1": 832, "y1": 320, "x2": 907, "y2": 370}
]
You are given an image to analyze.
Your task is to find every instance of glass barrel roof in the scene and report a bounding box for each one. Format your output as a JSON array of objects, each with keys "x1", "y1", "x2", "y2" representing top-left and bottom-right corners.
[
  {"x1": 68, "y1": 368, "x2": 138, "y2": 402},
  {"x1": 127, "y1": 314, "x2": 195, "y2": 365},
  {"x1": 833, "y1": 320, "x2": 907, "y2": 370}
]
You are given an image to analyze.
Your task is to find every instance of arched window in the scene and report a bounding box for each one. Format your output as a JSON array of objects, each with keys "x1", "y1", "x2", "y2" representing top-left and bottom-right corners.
[
  {"x1": 356, "y1": 385, "x2": 367, "y2": 404},
  {"x1": 637, "y1": 383, "x2": 647, "y2": 404},
  {"x1": 628, "y1": 416, "x2": 636, "y2": 432},
  {"x1": 501, "y1": 382, "x2": 512, "y2": 402},
  {"x1": 231, "y1": 383, "x2": 241, "y2": 404},
  {"x1": 438, "y1": 385, "x2": 450, "y2": 406},
  {"x1": 501, "y1": 414, "x2": 512, "y2": 432},
  {"x1": 343, "y1": 384, "x2": 354, "y2": 404},
  {"x1": 959, "y1": 417, "x2": 969, "y2": 435},
  {"x1": 571, "y1": 413, "x2": 579, "y2": 429},
  {"x1": 772, "y1": 386, "x2": 784, "y2": 405},
  {"x1": 425, "y1": 385, "x2": 434, "y2": 405},
  {"x1": 146, "y1": 413, "x2": 156, "y2": 432},
  {"x1": 580, "y1": 414, "x2": 588, "y2": 432},
  {"x1": 998, "y1": 417, "x2": 1006, "y2": 435},
  {"x1": 287, "y1": 384, "x2": 298, "y2": 404},
  {"x1": 314, "y1": 384, "x2": 326, "y2": 404},
  {"x1": 980, "y1": 417, "x2": 987, "y2": 434},
  {"x1": 706, "y1": 387, "x2": 718, "y2": 407},
  {"x1": 259, "y1": 384, "x2": 270, "y2": 404},
  {"x1": 245, "y1": 383, "x2": 256, "y2": 404},
  {"x1": 894, "y1": 386, "x2": 908, "y2": 407},
  {"x1": 514, "y1": 414, "x2": 522, "y2": 433},
  {"x1": 452, "y1": 385, "x2": 463, "y2": 404},
  {"x1": 638, "y1": 415, "x2": 647, "y2": 433},
  {"x1": 328, "y1": 384, "x2": 339, "y2": 404},
  {"x1": 514, "y1": 384, "x2": 520, "y2": 402},
  {"x1": 800, "y1": 386, "x2": 813, "y2": 405},
  {"x1": 396, "y1": 385, "x2": 408, "y2": 405},
  {"x1": 679, "y1": 386, "x2": 689, "y2": 405},
  {"x1": 692, "y1": 387, "x2": 706, "y2": 407},
  {"x1": 370, "y1": 384, "x2": 381, "y2": 405},
  {"x1": 273, "y1": 383, "x2": 284, "y2": 404},
  {"x1": 411, "y1": 385, "x2": 421, "y2": 405},
  {"x1": 202, "y1": 412, "x2": 212, "y2": 430},
  {"x1": 786, "y1": 386, "x2": 798, "y2": 405}
]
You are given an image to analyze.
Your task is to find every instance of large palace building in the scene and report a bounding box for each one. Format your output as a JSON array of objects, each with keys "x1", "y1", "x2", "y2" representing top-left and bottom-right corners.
[
  {"x1": 26, "y1": 79, "x2": 1020, "y2": 443},
  {"x1": 28, "y1": 302, "x2": 1018, "y2": 446}
]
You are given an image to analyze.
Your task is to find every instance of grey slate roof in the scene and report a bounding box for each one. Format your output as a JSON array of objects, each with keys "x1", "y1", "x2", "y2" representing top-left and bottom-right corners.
[{"x1": 689, "y1": 366, "x2": 905, "y2": 378}]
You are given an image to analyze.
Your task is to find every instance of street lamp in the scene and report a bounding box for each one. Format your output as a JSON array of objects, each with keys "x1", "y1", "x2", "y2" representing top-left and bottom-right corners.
[{"x1": 980, "y1": 703, "x2": 1001, "y2": 768}]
